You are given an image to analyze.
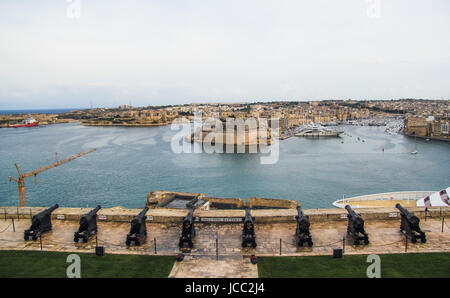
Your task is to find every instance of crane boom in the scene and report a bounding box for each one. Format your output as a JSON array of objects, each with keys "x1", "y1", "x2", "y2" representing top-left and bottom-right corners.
[
  {"x1": 22, "y1": 148, "x2": 96, "y2": 178},
  {"x1": 8, "y1": 148, "x2": 96, "y2": 206}
]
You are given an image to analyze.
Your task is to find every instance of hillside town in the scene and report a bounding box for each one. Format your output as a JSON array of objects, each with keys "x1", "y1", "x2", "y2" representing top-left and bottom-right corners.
[{"x1": 1, "y1": 99, "x2": 449, "y2": 141}]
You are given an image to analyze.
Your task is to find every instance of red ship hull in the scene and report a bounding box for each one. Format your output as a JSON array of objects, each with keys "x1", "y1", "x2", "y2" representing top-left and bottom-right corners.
[{"x1": 8, "y1": 122, "x2": 38, "y2": 128}]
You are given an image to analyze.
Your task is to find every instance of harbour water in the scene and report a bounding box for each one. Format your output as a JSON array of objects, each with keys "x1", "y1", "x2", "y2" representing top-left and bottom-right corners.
[{"x1": 0, "y1": 123, "x2": 448, "y2": 209}]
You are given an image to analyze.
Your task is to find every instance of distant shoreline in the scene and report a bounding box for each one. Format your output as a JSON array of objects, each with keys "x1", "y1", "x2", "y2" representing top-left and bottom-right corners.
[
  {"x1": 80, "y1": 122, "x2": 169, "y2": 127},
  {"x1": 0, "y1": 108, "x2": 84, "y2": 115},
  {"x1": 402, "y1": 132, "x2": 450, "y2": 143}
]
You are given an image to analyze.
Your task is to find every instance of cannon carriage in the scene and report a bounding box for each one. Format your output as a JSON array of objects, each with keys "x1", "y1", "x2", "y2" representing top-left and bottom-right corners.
[
  {"x1": 295, "y1": 206, "x2": 313, "y2": 247},
  {"x1": 396, "y1": 204, "x2": 426, "y2": 243},
  {"x1": 345, "y1": 205, "x2": 369, "y2": 245},
  {"x1": 242, "y1": 209, "x2": 257, "y2": 248},
  {"x1": 126, "y1": 206, "x2": 149, "y2": 246},
  {"x1": 179, "y1": 208, "x2": 196, "y2": 248},
  {"x1": 24, "y1": 204, "x2": 59, "y2": 241},
  {"x1": 74, "y1": 205, "x2": 101, "y2": 243}
]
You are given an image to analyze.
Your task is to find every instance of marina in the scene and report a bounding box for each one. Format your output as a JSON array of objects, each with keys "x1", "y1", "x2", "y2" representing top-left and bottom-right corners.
[{"x1": 294, "y1": 124, "x2": 343, "y2": 137}]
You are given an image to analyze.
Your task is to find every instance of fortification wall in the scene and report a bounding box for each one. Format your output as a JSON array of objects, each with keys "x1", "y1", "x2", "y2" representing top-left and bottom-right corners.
[
  {"x1": 1, "y1": 206, "x2": 448, "y2": 224},
  {"x1": 147, "y1": 191, "x2": 299, "y2": 210},
  {"x1": 248, "y1": 197, "x2": 299, "y2": 209}
]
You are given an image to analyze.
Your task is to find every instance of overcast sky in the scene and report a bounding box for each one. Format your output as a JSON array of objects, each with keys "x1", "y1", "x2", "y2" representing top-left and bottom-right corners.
[{"x1": 0, "y1": 0, "x2": 449, "y2": 109}]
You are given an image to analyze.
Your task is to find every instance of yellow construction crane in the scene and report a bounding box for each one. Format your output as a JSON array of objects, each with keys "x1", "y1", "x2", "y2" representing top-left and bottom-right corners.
[{"x1": 8, "y1": 148, "x2": 96, "y2": 207}]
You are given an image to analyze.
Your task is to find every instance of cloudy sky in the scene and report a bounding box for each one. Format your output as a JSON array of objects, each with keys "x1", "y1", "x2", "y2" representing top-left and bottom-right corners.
[{"x1": 0, "y1": 0, "x2": 449, "y2": 109}]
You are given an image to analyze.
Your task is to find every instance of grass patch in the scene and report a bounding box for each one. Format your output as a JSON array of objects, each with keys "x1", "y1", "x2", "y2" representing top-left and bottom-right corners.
[
  {"x1": 258, "y1": 253, "x2": 450, "y2": 278},
  {"x1": 0, "y1": 250, "x2": 174, "y2": 278}
]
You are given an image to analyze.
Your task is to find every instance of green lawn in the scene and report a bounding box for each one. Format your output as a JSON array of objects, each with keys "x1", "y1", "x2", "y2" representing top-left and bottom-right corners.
[
  {"x1": 258, "y1": 253, "x2": 450, "y2": 278},
  {"x1": 0, "y1": 250, "x2": 174, "y2": 278}
]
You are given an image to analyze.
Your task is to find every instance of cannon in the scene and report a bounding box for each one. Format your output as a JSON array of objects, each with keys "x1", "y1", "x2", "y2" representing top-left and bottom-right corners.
[
  {"x1": 295, "y1": 206, "x2": 313, "y2": 247},
  {"x1": 242, "y1": 208, "x2": 257, "y2": 248},
  {"x1": 74, "y1": 205, "x2": 101, "y2": 243},
  {"x1": 126, "y1": 206, "x2": 149, "y2": 246},
  {"x1": 396, "y1": 204, "x2": 426, "y2": 243},
  {"x1": 179, "y1": 208, "x2": 196, "y2": 248},
  {"x1": 24, "y1": 204, "x2": 59, "y2": 241},
  {"x1": 345, "y1": 205, "x2": 369, "y2": 245}
]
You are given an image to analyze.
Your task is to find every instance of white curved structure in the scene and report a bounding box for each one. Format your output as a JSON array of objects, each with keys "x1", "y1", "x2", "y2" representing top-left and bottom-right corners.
[
  {"x1": 333, "y1": 191, "x2": 436, "y2": 209},
  {"x1": 416, "y1": 187, "x2": 450, "y2": 207}
]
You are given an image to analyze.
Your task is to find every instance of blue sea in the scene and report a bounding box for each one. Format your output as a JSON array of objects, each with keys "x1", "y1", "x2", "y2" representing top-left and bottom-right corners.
[{"x1": 0, "y1": 123, "x2": 448, "y2": 209}]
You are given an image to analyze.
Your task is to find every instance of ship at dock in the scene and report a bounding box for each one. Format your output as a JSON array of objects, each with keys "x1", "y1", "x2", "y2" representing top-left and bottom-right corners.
[
  {"x1": 294, "y1": 124, "x2": 343, "y2": 137},
  {"x1": 8, "y1": 116, "x2": 38, "y2": 128}
]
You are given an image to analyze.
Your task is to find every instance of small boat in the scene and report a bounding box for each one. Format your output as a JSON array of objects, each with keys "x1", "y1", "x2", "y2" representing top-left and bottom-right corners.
[
  {"x1": 410, "y1": 136, "x2": 418, "y2": 154},
  {"x1": 8, "y1": 116, "x2": 38, "y2": 128}
]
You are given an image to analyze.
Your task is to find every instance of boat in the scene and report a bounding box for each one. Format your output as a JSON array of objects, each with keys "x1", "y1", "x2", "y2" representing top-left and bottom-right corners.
[
  {"x1": 294, "y1": 124, "x2": 343, "y2": 137},
  {"x1": 8, "y1": 116, "x2": 38, "y2": 128},
  {"x1": 410, "y1": 136, "x2": 418, "y2": 154},
  {"x1": 333, "y1": 188, "x2": 450, "y2": 209}
]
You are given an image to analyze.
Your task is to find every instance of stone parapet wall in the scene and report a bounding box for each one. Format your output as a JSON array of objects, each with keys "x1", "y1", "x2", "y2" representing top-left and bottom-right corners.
[
  {"x1": 248, "y1": 197, "x2": 299, "y2": 209},
  {"x1": 147, "y1": 191, "x2": 298, "y2": 210},
  {"x1": 205, "y1": 197, "x2": 245, "y2": 208},
  {"x1": 1, "y1": 206, "x2": 448, "y2": 224},
  {"x1": 146, "y1": 191, "x2": 206, "y2": 207}
]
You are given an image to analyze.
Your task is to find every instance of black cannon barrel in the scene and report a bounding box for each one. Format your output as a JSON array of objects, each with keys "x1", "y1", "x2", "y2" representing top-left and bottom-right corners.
[
  {"x1": 34, "y1": 204, "x2": 59, "y2": 218},
  {"x1": 395, "y1": 203, "x2": 407, "y2": 214},
  {"x1": 46, "y1": 204, "x2": 59, "y2": 213},
  {"x1": 136, "y1": 206, "x2": 149, "y2": 218},
  {"x1": 345, "y1": 205, "x2": 359, "y2": 217},
  {"x1": 296, "y1": 206, "x2": 304, "y2": 218},
  {"x1": 184, "y1": 207, "x2": 195, "y2": 222},
  {"x1": 244, "y1": 208, "x2": 253, "y2": 221},
  {"x1": 396, "y1": 203, "x2": 420, "y2": 226},
  {"x1": 87, "y1": 205, "x2": 101, "y2": 216}
]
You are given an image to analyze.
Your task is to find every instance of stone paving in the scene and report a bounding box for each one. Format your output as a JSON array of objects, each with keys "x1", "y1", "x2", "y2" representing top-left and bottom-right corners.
[
  {"x1": 0, "y1": 217, "x2": 449, "y2": 277},
  {"x1": 169, "y1": 256, "x2": 258, "y2": 278}
]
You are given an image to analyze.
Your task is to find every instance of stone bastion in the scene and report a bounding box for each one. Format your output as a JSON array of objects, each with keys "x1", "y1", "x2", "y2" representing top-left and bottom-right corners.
[{"x1": 0, "y1": 190, "x2": 448, "y2": 224}]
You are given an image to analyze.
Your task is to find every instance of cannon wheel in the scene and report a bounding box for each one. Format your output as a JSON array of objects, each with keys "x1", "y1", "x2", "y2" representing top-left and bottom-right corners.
[
  {"x1": 421, "y1": 237, "x2": 427, "y2": 243},
  {"x1": 354, "y1": 240, "x2": 360, "y2": 245},
  {"x1": 411, "y1": 237, "x2": 417, "y2": 243},
  {"x1": 364, "y1": 239, "x2": 369, "y2": 245},
  {"x1": 32, "y1": 235, "x2": 37, "y2": 241},
  {"x1": 126, "y1": 240, "x2": 131, "y2": 247},
  {"x1": 242, "y1": 241, "x2": 247, "y2": 248},
  {"x1": 308, "y1": 241, "x2": 313, "y2": 247},
  {"x1": 24, "y1": 235, "x2": 29, "y2": 241},
  {"x1": 251, "y1": 241, "x2": 257, "y2": 248},
  {"x1": 135, "y1": 240, "x2": 140, "y2": 246},
  {"x1": 74, "y1": 236, "x2": 78, "y2": 243}
]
